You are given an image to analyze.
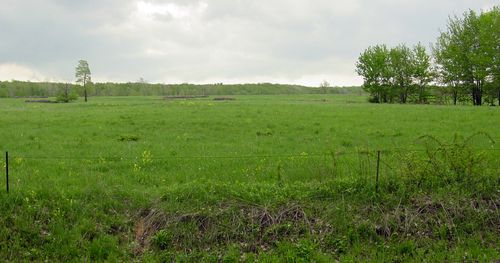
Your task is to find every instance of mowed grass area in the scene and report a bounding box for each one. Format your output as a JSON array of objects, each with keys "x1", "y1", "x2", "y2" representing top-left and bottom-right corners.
[{"x1": 0, "y1": 95, "x2": 499, "y2": 261}]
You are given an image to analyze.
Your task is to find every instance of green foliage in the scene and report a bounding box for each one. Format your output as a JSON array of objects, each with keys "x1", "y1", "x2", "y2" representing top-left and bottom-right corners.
[
  {"x1": 356, "y1": 44, "x2": 391, "y2": 103},
  {"x1": 75, "y1": 60, "x2": 91, "y2": 102},
  {"x1": 75, "y1": 60, "x2": 91, "y2": 86},
  {"x1": 0, "y1": 96, "x2": 498, "y2": 261},
  {"x1": 433, "y1": 7, "x2": 500, "y2": 105},
  {"x1": 357, "y1": 6, "x2": 500, "y2": 106},
  {"x1": 0, "y1": 80, "x2": 364, "y2": 97},
  {"x1": 0, "y1": 82, "x2": 8, "y2": 98},
  {"x1": 88, "y1": 235, "x2": 120, "y2": 261},
  {"x1": 151, "y1": 230, "x2": 172, "y2": 250},
  {"x1": 399, "y1": 133, "x2": 496, "y2": 188},
  {"x1": 56, "y1": 84, "x2": 78, "y2": 103},
  {"x1": 412, "y1": 43, "x2": 434, "y2": 103},
  {"x1": 389, "y1": 44, "x2": 414, "y2": 103},
  {"x1": 356, "y1": 44, "x2": 433, "y2": 104},
  {"x1": 0, "y1": 80, "x2": 59, "y2": 98}
]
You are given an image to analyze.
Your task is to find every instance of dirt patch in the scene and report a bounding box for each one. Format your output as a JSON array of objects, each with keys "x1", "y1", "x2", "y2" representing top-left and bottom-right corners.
[
  {"x1": 17, "y1": 96, "x2": 49, "y2": 99},
  {"x1": 118, "y1": 135, "x2": 140, "y2": 142},
  {"x1": 25, "y1": 100, "x2": 57, "y2": 103},
  {"x1": 294, "y1": 99, "x2": 328, "y2": 103},
  {"x1": 213, "y1": 97, "x2": 236, "y2": 101},
  {"x1": 164, "y1": 95, "x2": 209, "y2": 100},
  {"x1": 256, "y1": 130, "x2": 273, "y2": 136}
]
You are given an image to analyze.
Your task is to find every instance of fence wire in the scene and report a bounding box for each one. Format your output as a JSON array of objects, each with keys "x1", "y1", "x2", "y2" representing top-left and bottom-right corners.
[
  {"x1": 6, "y1": 147, "x2": 500, "y2": 161},
  {"x1": 1, "y1": 147, "x2": 499, "y2": 192}
]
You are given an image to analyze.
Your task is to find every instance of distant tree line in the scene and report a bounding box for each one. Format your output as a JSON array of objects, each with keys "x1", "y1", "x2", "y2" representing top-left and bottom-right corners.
[
  {"x1": 0, "y1": 80, "x2": 363, "y2": 98},
  {"x1": 356, "y1": 6, "x2": 500, "y2": 106}
]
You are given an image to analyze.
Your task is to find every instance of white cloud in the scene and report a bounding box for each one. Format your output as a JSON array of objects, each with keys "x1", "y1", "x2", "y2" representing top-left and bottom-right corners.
[
  {"x1": 136, "y1": 1, "x2": 207, "y2": 20},
  {"x1": 0, "y1": 64, "x2": 50, "y2": 82}
]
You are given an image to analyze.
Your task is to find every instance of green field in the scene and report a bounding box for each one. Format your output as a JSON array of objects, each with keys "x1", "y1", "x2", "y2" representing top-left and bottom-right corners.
[{"x1": 0, "y1": 95, "x2": 499, "y2": 261}]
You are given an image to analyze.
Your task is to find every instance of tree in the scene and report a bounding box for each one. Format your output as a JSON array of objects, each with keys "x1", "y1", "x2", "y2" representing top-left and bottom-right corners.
[
  {"x1": 389, "y1": 44, "x2": 414, "y2": 103},
  {"x1": 433, "y1": 28, "x2": 473, "y2": 106},
  {"x1": 0, "y1": 82, "x2": 8, "y2": 98},
  {"x1": 479, "y1": 6, "x2": 500, "y2": 105},
  {"x1": 412, "y1": 43, "x2": 434, "y2": 103},
  {"x1": 319, "y1": 80, "x2": 330, "y2": 94},
  {"x1": 75, "y1": 60, "x2": 91, "y2": 102},
  {"x1": 356, "y1": 44, "x2": 391, "y2": 103},
  {"x1": 56, "y1": 83, "x2": 78, "y2": 103},
  {"x1": 433, "y1": 8, "x2": 500, "y2": 105},
  {"x1": 357, "y1": 43, "x2": 433, "y2": 104}
]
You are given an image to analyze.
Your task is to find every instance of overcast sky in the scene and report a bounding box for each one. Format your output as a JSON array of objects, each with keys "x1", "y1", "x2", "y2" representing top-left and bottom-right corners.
[{"x1": 0, "y1": 0, "x2": 497, "y2": 86}]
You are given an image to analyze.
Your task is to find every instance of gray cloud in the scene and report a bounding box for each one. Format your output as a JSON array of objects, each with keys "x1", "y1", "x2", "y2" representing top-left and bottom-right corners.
[{"x1": 0, "y1": 0, "x2": 497, "y2": 85}]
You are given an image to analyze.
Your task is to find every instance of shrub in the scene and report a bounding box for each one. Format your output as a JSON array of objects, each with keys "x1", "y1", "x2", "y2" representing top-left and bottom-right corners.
[{"x1": 56, "y1": 85, "x2": 78, "y2": 103}]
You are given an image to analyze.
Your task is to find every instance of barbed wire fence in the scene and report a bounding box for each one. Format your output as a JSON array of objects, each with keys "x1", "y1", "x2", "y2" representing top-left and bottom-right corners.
[{"x1": 2, "y1": 147, "x2": 500, "y2": 194}]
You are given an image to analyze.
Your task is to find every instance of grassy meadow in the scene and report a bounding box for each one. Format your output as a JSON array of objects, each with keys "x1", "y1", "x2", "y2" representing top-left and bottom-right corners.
[{"x1": 0, "y1": 95, "x2": 499, "y2": 261}]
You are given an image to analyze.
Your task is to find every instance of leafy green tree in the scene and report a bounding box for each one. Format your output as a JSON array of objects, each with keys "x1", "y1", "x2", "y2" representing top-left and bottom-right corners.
[
  {"x1": 75, "y1": 60, "x2": 91, "y2": 102},
  {"x1": 434, "y1": 8, "x2": 500, "y2": 105},
  {"x1": 480, "y1": 6, "x2": 500, "y2": 105},
  {"x1": 389, "y1": 44, "x2": 414, "y2": 103},
  {"x1": 357, "y1": 44, "x2": 433, "y2": 104},
  {"x1": 356, "y1": 44, "x2": 392, "y2": 103},
  {"x1": 56, "y1": 83, "x2": 78, "y2": 103},
  {"x1": 432, "y1": 33, "x2": 469, "y2": 106},
  {"x1": 412, "y1": 43, "x2": 433, "y2": 103}
]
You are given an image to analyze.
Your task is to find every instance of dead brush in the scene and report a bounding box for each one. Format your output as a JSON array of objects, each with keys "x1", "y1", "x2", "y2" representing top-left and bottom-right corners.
[
  {"x1": 134, "y1": 208, "x2": 168, "y2": 255},
  {"x1": 373, "y1": 195, "x2": 499, "y2": 241},
  {"x1": 134, "y1": 202, "x2": 318, "y2": 254}
]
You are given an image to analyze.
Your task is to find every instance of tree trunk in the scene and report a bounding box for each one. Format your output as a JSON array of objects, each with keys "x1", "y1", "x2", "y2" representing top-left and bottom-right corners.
[
  {"x1": 400, "y1": 88, "x2": 407, "y2": 104},
  {"x1": 471, "y1": 84, "x2": 482, "y2": 106},
  {"x1": 474, "y1": 80, "x2": 483, "y2": 106},
  {"x1": 419, "y1": 86, "x2": 423, "y2": 104},
  {"x1": 497, "y1": 88, "x2": 500, "y2": 106},
  {"x1": 472, "y1": 87, "x2": 476, "y2": 105},
  {"x1": 65, "y1": 84, "x2": 69, "y2": 102},
  {"x1": 83, "y1": 76, "x2": 88, "y2": 102}
]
